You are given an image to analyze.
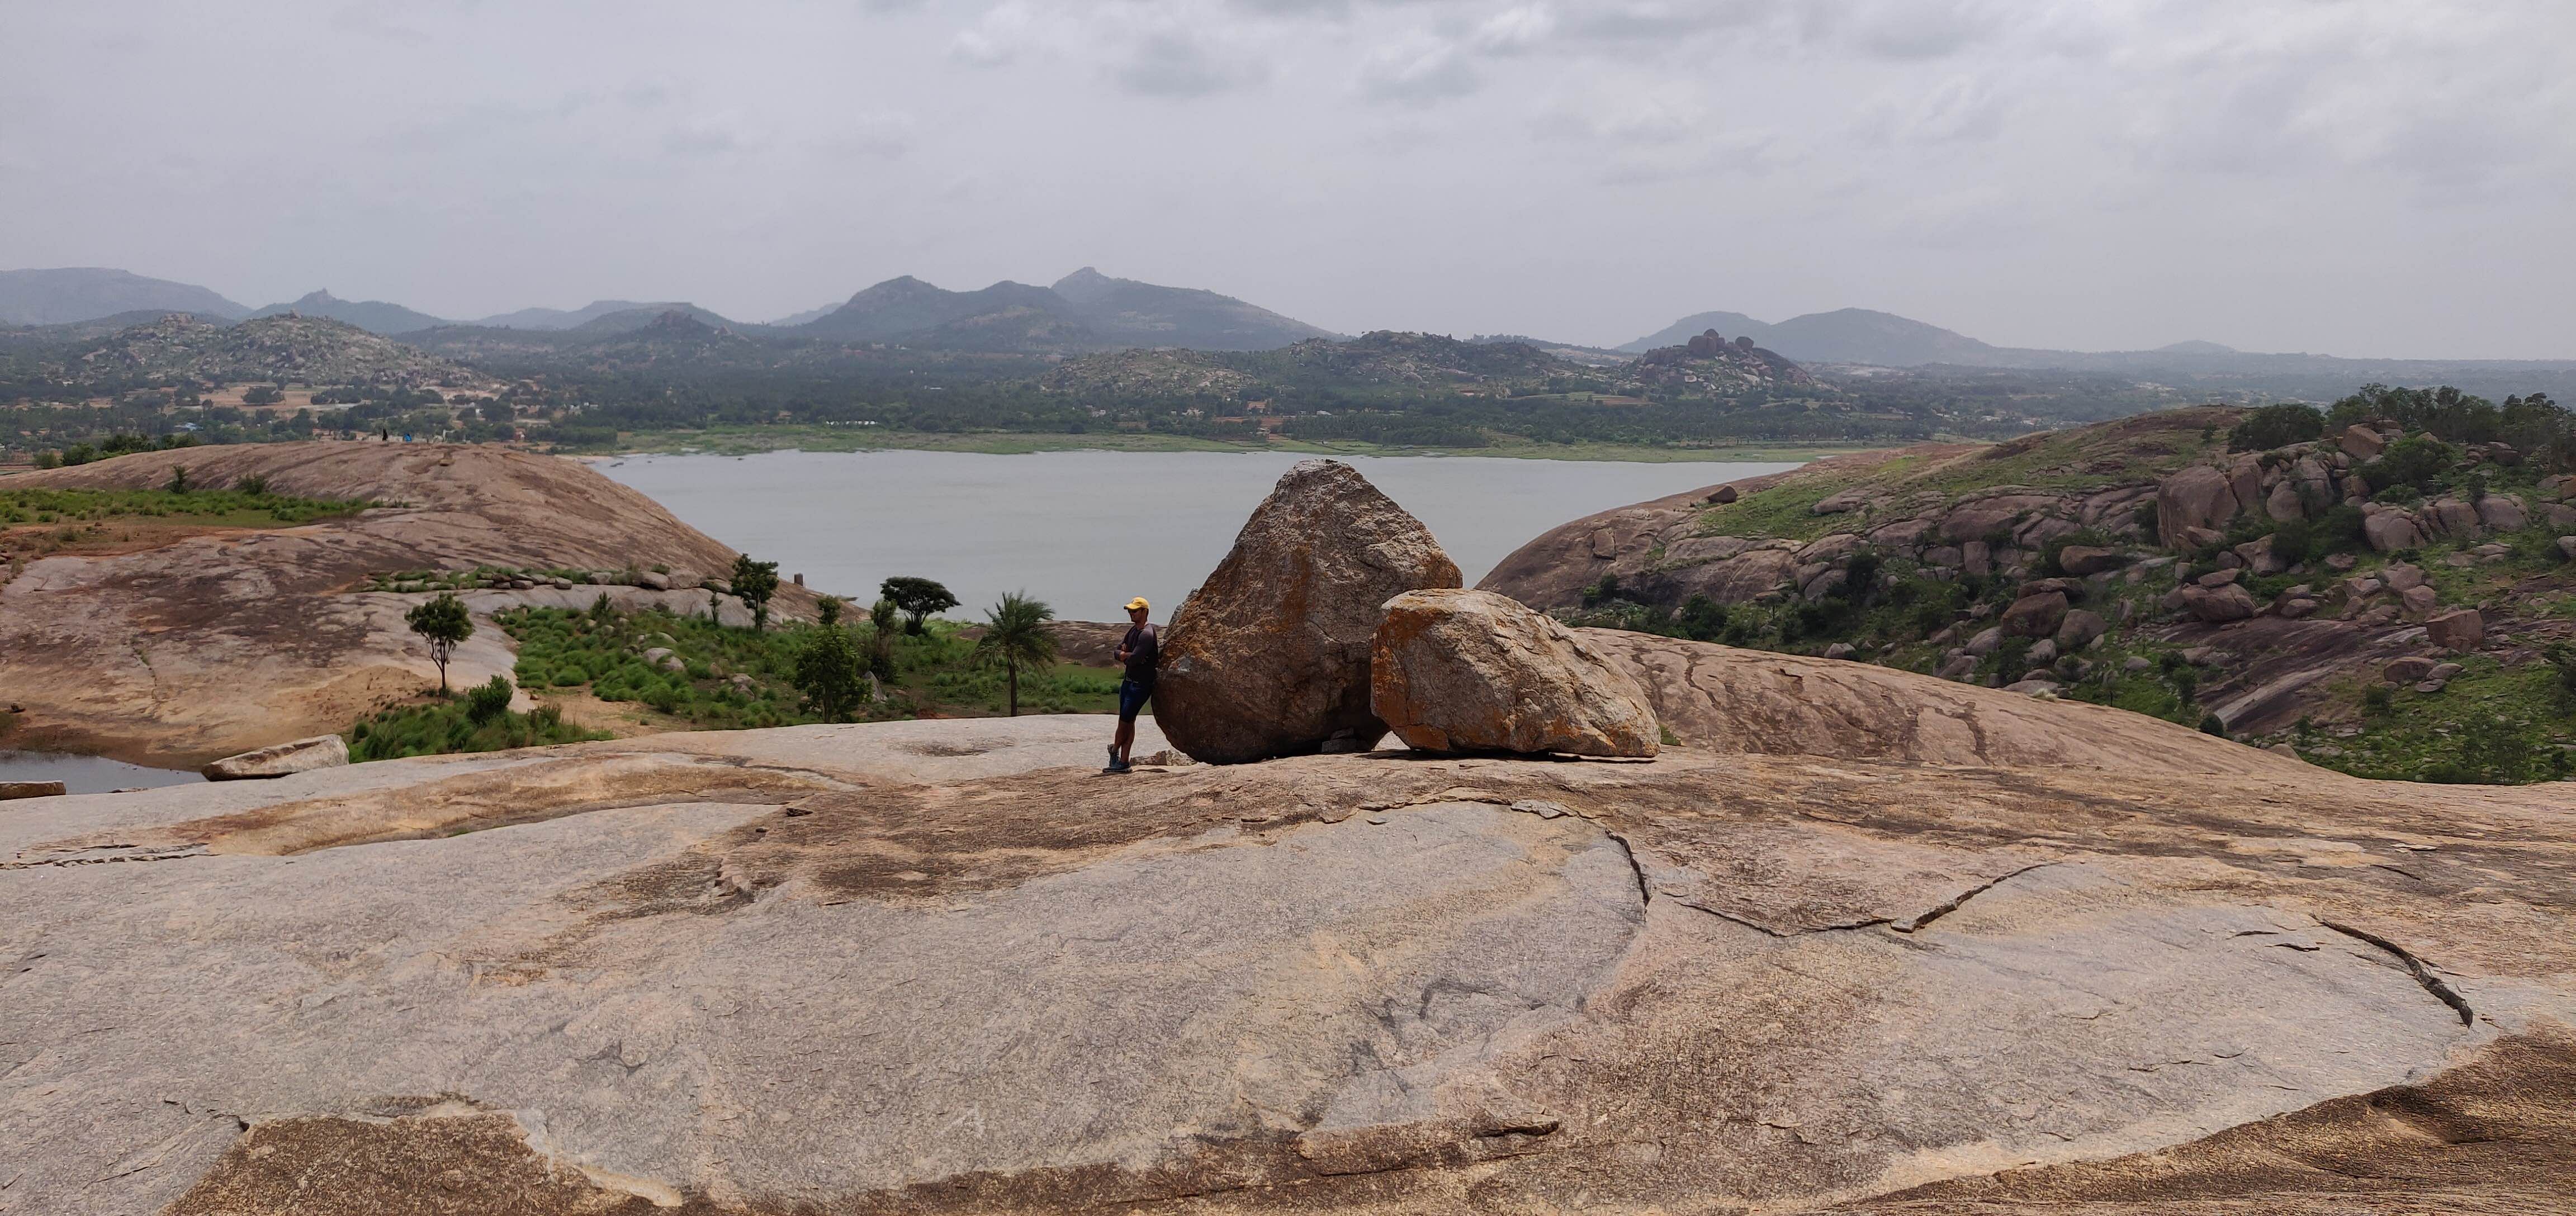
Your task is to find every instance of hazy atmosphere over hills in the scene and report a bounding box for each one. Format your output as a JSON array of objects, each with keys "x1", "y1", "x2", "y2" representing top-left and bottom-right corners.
[{"x1": 4, "y1": 2, "x2": 2570, "y2": 358}]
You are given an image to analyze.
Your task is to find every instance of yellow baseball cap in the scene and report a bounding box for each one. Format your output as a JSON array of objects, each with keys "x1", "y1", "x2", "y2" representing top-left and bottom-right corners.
[{"x1": 1125, "y1": 596, "x2": 1150, "y2": 611}]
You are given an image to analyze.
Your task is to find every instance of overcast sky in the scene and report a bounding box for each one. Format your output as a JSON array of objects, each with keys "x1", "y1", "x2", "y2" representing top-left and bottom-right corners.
[{"x1": 4, "y1": 1, "x2": 2570, "y2": 357}]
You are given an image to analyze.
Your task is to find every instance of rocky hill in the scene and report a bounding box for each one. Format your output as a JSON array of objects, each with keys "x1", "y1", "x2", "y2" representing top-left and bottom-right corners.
[
  {"x1": 0, "y1": 442, "x2": 801, "y2": 763},
  {"x1": 4, "y1": 457, "x2": 2572, "y2": 1215},
  {"x1": 1624, "y1": 327, "x2": 1816, "y2": 395},
  {"x1": 795, "y1": 269, "x2": 1332, "y2": 353},
  {"x1": 1484, "y1": 402, "x2": 2576, "y2": 782},
  {"x1": 69, "y1": 313, "x2": 471, "y2": 387}
]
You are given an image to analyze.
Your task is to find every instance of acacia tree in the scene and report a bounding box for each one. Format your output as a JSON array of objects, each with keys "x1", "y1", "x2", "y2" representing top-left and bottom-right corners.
[
  {"x1": 404, "y1": 592, "x2": 473, "y2": 694},
  {"x1": 973, "y1": 592, "x2": 1057, "y2": 716},
  {"x1": 880, "y1": 576, "x2": 958, "y2": 635},
  {"x1": 731, "y1": 554, "x2": 780, "y2": 631}
]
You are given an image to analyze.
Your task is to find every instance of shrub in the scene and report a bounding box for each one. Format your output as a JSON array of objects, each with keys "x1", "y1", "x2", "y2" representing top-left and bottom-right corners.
[
  {"x1": 1674, "y1": 594, "x2": 1728, "y2": 642},
  {"x1": 2362, "y1": 683, "x2": 2394, "y2": 715},
  {"x1": 2229, "y1": 404, "x2": 2324, "y2": 452},
  {"x1": 465, "y1": 675, "x2": 514, "y2": 722},
  {"x1": 2361, "y1": 436, "x2": 2457, "y2": 496}
]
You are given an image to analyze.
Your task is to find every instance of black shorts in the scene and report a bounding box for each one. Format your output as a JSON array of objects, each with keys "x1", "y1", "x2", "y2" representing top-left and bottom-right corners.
[{"x1": 1117, "y1": 677, "x2": 1154, "y2": 720}]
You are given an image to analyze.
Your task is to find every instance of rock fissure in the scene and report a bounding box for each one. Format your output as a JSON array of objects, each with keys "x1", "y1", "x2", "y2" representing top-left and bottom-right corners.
[
  {"x1": 1891, "y1": 861, "x2": 2061, "y2": 934},
  {"x1": 2315, "y1": 919, "x2": 2476, "y2": 1027}
]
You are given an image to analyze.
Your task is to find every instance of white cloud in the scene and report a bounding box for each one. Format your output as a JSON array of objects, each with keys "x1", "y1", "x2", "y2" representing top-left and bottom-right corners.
[{"x1": 1357, "y1": 35, "x2": 1480, "y2": 103}]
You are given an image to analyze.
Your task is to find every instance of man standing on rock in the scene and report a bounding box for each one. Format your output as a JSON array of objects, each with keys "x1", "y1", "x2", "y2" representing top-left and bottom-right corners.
[{"x1": 1106, "y1": 596, "x2": 1157, "y2": 773}]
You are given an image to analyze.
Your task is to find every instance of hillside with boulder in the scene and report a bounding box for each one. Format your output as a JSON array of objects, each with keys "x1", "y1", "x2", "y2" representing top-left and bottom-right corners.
[
  {"x1": 6, "y1": 457, "x2": 2573, "y2": 1215},
  {"x1": 1485, "y1": 400, "x2": 2576, "y2": 783},
  {"x1": 0, "y1": 442, "x2": 801, "y2": 763}
]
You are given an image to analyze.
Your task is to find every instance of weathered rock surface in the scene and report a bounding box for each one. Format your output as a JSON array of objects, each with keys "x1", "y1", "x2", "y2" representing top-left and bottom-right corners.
[
  {"x1": 2181, "y1": 582, "x2": 2259, "y2": 622},
  {"x1": 1155, "y1": 460, "x2": 1461, "y2": 764},
  {"x1": 8, "y1": 699, "x2": 2572, "y2": 1216},
  {"x1": 1370, "y1": 589, "x2": 1658, "y2": 757},
  {"x1": 1, "y1": 443, "x2": 803, "y2": 764},
  {"x1": 200, "y1": 733, "x2": 351, "y2": 780},
  {"x1": 2001, "y1": 590, "x2": 2070, "y2": 638},
  {"x1": 2428, "y1": 608, "x2": 2486, "y2": 650},
  {"x1": 0, "y1": 780, "x2": 67, "y2": 801}
]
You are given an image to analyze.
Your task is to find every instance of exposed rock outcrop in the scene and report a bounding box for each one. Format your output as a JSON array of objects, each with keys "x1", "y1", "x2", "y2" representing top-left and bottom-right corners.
[
  {"x1": 1370, "y1": 589, "x2": 1659, "y2": 757},
  {"x1": 1155, "y1": 460, "x2": 1461, "y2": 764},
  {"x1": 201, "y1": 734, "x2": 350, "y2": 780},
  {"x1": 10, "y1": 702, "x2": 2570, "y2": 1215}
]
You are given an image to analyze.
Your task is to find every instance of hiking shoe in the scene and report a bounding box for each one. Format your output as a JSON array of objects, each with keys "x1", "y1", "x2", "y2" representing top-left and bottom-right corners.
[{"x1": 1102, "y1": 760, "x2": 1133, "y2": 775}]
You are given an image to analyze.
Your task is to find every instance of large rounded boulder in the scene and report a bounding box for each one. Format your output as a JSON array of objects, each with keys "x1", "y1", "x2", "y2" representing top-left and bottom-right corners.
[
  {"x1": 1371, "y1": 589, "x2": 1660, "y2": 758},
  {"x1": 1157, "y1": 460, "x2": 1461, "y2": 763}
]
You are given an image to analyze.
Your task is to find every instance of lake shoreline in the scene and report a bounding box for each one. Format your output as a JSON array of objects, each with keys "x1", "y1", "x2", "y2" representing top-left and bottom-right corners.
[{"x1": 602, "y1": 426, "x2": 1880, "y2": 464}]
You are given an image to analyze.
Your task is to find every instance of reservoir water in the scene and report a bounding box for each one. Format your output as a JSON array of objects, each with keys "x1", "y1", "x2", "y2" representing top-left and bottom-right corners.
[
  {"x1": 600, "y1": 449, "x2": 1800, "y2": 622},
  {"x1": 0, "y1": 750, "x2": 204, "y2": 795}
]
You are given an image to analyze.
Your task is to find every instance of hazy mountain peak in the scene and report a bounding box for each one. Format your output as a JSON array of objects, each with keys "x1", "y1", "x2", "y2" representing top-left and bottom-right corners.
[
  {"x1": 251, "y1": 289, "x2": 448, "y2": 336},
  {"x1": 1050, "y1": 267, "x2": 1124, "y2": 303},
  {"x1": 0, "y1": 267, "x2": 252, "y2": 327},
  {"x1": 2157, "y1": 339, "x2": 2238, "y2": 354}
]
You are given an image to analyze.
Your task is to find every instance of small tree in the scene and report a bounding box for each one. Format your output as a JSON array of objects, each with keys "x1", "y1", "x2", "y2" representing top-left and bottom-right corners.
[
  {"x1": 817, "y1": 596, "x2": 843, "y2": 626},
  {"x1": 974, "y1": 591, "x2": 1058, "y2": 716},
  {"x1": 866, "y1": 597, "x2": 900, "y2": 681},
  {"x1": 405, "y1": 592, "x2": 474, "y2": 694},
  {"x1": 165, "y1": 464, "x2": 190, "y2": 493},
  {"x1": 881, "y1": 576, "x2": 959, "y2": 635},
  {"x1": 730, "y1": 554, "x2": 780, "y2": 631},
  {"x1": 793, "y1": 619, "x2": 867, "y2": 721}
]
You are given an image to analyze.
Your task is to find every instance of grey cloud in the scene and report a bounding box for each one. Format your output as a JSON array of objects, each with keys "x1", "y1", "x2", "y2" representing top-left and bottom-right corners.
[{"x1": 1114, "y1": 28, "x2": 1272, "y2": 97}]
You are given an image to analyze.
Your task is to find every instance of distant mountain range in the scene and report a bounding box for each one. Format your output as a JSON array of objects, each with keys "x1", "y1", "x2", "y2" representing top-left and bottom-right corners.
[
  {"x1": 0, "y1": 266, "x2": 1336, "y2": 353},
  {"x1": 0, "y1": 268, "x2": 252, "y2": 326}
]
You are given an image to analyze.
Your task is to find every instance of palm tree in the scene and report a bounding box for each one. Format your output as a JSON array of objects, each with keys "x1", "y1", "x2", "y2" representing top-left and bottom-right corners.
[{"x1": 973, "y1": 591, "x2": 1058, "y2": 716}]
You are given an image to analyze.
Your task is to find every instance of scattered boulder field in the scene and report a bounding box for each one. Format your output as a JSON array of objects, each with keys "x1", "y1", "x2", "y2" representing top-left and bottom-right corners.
[
  {"x1": 6, "y1": 455, "x2": 2575, "y2": 1214},
  {"x1": 1482, "y1": 405, "x2": 2576, "y2": 778}
]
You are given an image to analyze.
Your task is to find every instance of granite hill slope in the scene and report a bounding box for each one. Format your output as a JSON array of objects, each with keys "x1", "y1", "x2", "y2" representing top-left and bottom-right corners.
[{"x1": 0, "y1": 442, "x2": 796, "y2": 763}]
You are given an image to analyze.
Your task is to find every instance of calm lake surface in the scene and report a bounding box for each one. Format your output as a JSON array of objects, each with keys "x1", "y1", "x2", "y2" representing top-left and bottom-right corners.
[
  {"x1": 601, "y1": 450, "x2": 1801, "y2": 621},
  {"x1": 0, "y1": 750, "x2": 203, "y2": 795}
]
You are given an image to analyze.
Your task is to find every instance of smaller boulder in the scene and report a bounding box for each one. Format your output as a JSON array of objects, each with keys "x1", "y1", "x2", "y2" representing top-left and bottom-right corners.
[
  {"x1": 637, "y1": 570, "x2": 673, "y2": 591},
  {"x1": 2181, "y1": 583, "x2": 2258, "y2": 623},
  {"x1": 1821, "y1": 643, "x2": 1855, "y2": 661},
  {"x1": 1705, "y1": 485, "x2": 1739, "y2": 505},
  {"x1": 1371, "y1": 590, "x2": 1659, "y2": 758},
  {"x1": 2340, "y1": 425, "x2": 2386, "y2": 459},
  {"x1": 2123, "y1": 656, "x2": 2153, "y2": 672},
  {"x1": 2196, "y1": 568, "x2": 2242, "y2": 588},
  {"x1": 1935, "y1": 654, "x2": 1977, "y2": 681},
  {"x1": 1, "y1": 781, "x2": 67, "y2": 801},
  {"x1": 2476, "y1": 495, "x2": 2528, "y2": 531},
  {"x1": 2054, "y1": 545, "x2": 2128, "y2": 576},
  {"x1": 202, "y1": 735, "x2": 351, "y2": 781},
  {"x1": 2381, "y1": 563, "x2": 2425, "y2": 591},
  {"x1": 2426, "y1": 609, "x2": 2484, "y2": 651},
  {"x1": 2054, "y1": 610, "x2": 2108, "y2": 650},
  {"x1": 2027, "y1": 639, "x2": 2060, "y2": 666},
  {"x1": 2399, "y1": 585, "x2": 2438, "y2": 617},
  {"x1": 2000, "y1": 591, "x2": 2069, "y2": 639},
  {"x1": 2383, "y1": 657, "x2": 2436, "y2": 682},
  {"x1": 2559, "y1": 536, "x2": 2576, "y2": 562},
  {"x1": 1964, "y1": 626, "x2": 2005, "y2": 657},
  {"x1": 2277, "y1": 598, "x2": 2318, "y2": 619},
  {"x1": 2363, "y1": 510, "x2": 2425, "y2": 553}
]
